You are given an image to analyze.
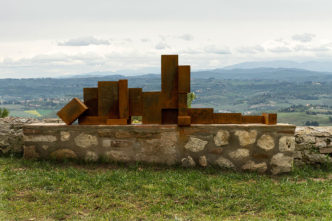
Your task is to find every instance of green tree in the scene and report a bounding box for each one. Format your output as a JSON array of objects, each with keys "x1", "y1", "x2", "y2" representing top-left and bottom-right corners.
[
  {"x1": 0, "y1": 108, "x2": 9, "y2": 118},
  {"x1": 187, "y1": 92, "x2": 196, "y2": 108}
]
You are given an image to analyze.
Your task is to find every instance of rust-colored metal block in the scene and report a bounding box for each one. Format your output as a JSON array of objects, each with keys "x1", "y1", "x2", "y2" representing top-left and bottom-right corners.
[
  {"x1": 118, "y1": 79, "x2": 129, "y2": 119},
  {"x1": 178, "y1": 116, "x2": 191, "y2": 126},
  {"x1": 162, "y1": 109, "x2": 178, "y2": 124},
  {"x1": 213, "y1": 113, "x2": 242, "y2": 124},
  {"x1": 98, "y1": 81, "x2": 119, "y2": 118},
  {"x1": 262, "y1": 113, "x2": 277, "y2": 125},
  {"x1": 57, "y1": 55, "x2": 279, "y2": 126},
  {"x1": 83, "y1": 88, "x2": 98, "y2": 116},
  {"x1": 242, "y1": 115, "x2": 265, "y2": 124},
  {"x1": 57, "y1": 98, "x2": 87, "y2": 125},
  {"x1": 129, "y1": 88, "x2": 143, "y2": 116},
  {"x1": 106, "y1": 118, "x2": 128, "y2": 125},
  {"x1": 78, "y1": 116, "x2": 108, "y2": 125},
  {"x1": 142, "y1": 92, "x2": 161, "y2": 124},
  {"x1": 187, "y1": 108, "x2": 214, "y2": 124},
  {"x1": 178, "y1": 92, "x2": 188, "y2": 116},
  {"x1": 161, "y1": 55, "x2": 178, "y2": 108},
  {"x1": 178, "y1": 65, "x2": 190, "y2": 93}
]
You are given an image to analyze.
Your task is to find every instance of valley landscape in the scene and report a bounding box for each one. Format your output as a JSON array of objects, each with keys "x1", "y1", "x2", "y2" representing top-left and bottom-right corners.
[{"x1": 2, "y1": 66, "x2": 332, "y2": 126}]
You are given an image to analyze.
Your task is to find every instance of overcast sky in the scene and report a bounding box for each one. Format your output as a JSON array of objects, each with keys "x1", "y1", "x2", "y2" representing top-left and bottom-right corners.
[{"x1": 1, "y1": 0, "x2": 332, "y2": 78}]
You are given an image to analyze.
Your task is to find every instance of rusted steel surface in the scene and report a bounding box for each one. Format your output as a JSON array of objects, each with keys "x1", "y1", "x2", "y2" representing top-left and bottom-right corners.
[
  {"x1": 178, "y1": 65, "x2": 190, "y2": 93},
  {"x1": 242, "y1": 115, "x2": 265, "y2": 124},
  {"x1": 58, "y1": 54, "x2": 278, "y2": 126},
  {"x1": 213, "y1": 113, "x2": 242, "y2": 124},
  {"x1": 106, "y1": 118, "x2": 128, "y2": 125},
  {"x1": 142, "y1": 92, "x2": 161, "y2": 124},
  {"x1": 161, "y1": 55, "x2": 178, "y2": 108},
  {"x1": 118, "y1": 79, "x2": 129, "y2": 119},
  {"x1": 83, "y1": 88, "x2": 98, "y2": 116},
  {"x1": 262, "y1": 113, "x2": 277, "y2": 125},
  {"x1": 187, "y1": 108, "x2": 214, "y2": 124},
  {"x1": 78, "y1": 116, "x2": 108, "y2": 125},
  {"x1": 178, "y1": 92, "x2": 188, "y2": 116},
  {"x1": 177, "y1": 116, "x2": 191, "y2": 126},
  {"x1": 98, "y1": 81, "x2": 119, "y2": 118},
  {"x1": 129, "y1": 88, "x2": 143, "y2": 116},
  {"x1": 162, "y1": 109, "x2": 178, "y2": 124},
  {"x1": 57, "y1": 98, "x2": 87, "y2": 125}
]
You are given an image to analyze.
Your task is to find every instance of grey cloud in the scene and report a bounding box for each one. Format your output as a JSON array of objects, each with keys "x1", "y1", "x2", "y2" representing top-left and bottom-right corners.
[
  {"x1": 155, "y1": 41, "x2": 170, "y2": 50},
  {"x1": 237, "y1": 45, "x2": 265, "y2": 54},
  {"x1": 268, "y1": 46, "x2": 292, "y2": 53},
  {"x1": 293, "y1": 44, "x2": 331, "y2": 52},
  {"x1": 58, "y1": 36, "x2": 110, "y2": 46},
  {"x1": 292, "y1": 33, "x2": 316, "y2": 43},
  {"x1": 204, "y1": 45, "x2": 231, "y2": 54},
  {"x1": 141, "y1": 38, "x2": 150, "y2": 42},
  {"x1": 178, "y1": 34, "x2": 194, "y2": 41}
]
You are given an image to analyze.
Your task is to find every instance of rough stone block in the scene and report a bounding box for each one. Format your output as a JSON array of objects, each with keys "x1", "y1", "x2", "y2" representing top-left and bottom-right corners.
[
  {"x1": 319, "y1": 147, "x2": 332, "y2": 154},
  {"x1": 184, "y1": 136, "x2": 208, "y2": 152},
  {"x1": 235, "y1": 130, "x2": 257, "y2": 147},
  {"x1": 257, "y1": 134, "x2": 275, "y2": 151},
  {"x1": 23, "y1": 145, "x2": 39, "y2": 159},
  {"x1": 74, "y1": 133, "x2": 98, "y2": 148},
  {"x1": 270, "y1": 153, "x2": 293, "y2": 175},
  {"x1": 214, "y1": 130, "x2": 230, "y2": 146},
  {"x1": 50, "y1": 149, "x2": 77, "y2": 160},
  {"x1": 57, "y1": 98, "x2": 88, "y2": 125}
]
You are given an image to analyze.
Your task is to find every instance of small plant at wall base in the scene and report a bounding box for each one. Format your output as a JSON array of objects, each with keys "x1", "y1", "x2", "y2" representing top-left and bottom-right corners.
[{"x1": 0, "y1": 108, "x2": 9, "y2": 118}]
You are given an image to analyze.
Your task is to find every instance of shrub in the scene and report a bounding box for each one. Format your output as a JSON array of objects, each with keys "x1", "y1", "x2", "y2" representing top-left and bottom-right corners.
[
  {"x1": 304, "y1": 120, "x2": 319, "y2": 126},
  {"x1": 0, "y1": 108, "x2": 9, "y2": 118}
]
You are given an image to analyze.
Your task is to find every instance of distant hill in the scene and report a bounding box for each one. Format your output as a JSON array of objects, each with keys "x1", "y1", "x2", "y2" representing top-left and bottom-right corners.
[
  {"x1": 192, "y1": 67, "x2": 332, "y2": 82},
  {"x1": 223, "y1": 60, "x2": 332, "y2": 73},
  {"x1": 63, "y1": 67, "x2": 332, "y2": 82}
]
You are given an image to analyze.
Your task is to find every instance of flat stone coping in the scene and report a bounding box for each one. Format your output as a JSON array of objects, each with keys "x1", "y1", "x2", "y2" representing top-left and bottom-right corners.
[{"x1": 25, "y1": 123, "x2": 295, "y2": 128}]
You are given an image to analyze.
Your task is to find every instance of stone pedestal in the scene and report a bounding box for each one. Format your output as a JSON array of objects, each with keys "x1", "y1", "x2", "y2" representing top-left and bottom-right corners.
[{"x1": 23, "y1": 123, "x2": 296, "y2": 175}]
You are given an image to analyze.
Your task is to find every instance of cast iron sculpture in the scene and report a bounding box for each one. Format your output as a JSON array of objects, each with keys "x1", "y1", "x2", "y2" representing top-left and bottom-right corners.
[{"x1": 57, "y1": 55, "x2": 277, "y2": 125}]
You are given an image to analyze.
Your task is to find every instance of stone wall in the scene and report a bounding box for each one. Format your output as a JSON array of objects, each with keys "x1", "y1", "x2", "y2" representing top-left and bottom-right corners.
[
  {"x1": 295, "y1": 127, "x2": 332, "y2": 165},
  {"x1": 0, "y1": 117, "x2": 40, "y2": 155},
  {"x1": 23, "y1": 123, "x2": 296, "y2": 175},
  {"x1": 0, "y1": 117, "x2": 64, "y2": 155}
]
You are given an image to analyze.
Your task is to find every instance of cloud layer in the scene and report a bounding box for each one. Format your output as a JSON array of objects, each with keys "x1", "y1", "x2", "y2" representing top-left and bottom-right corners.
[
  {"x1": 58, "y1": 36, "x2": 110, "y2": 46},
  {"x1": 1, "y1": 32, "x2": 332, "y2": 78}
]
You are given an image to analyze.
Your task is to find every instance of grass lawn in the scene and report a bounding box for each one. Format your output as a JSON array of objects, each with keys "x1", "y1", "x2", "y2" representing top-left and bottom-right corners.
[{"x1": 0, "y1": 157, "x2": 331, "y2": 220}]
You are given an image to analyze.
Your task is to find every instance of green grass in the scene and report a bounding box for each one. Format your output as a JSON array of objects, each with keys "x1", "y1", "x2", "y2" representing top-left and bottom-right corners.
[
  {"x1": 0, "y1": 157, "x2": 331, "y2": 220},
  {"x1": 278, "y1": 112, "x2": 332, "y2": 126}
]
